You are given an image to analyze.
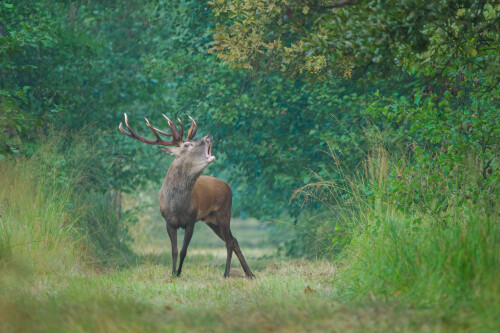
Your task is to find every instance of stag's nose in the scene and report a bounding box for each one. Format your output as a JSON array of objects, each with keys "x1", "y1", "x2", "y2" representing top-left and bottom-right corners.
[{"x1": 205, "y1": 136, "x2": 213, "y2": 143}]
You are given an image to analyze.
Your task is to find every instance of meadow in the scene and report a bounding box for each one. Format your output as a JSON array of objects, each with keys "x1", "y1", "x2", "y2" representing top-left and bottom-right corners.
[
  {"x1": 1, "y1": 1, "x2": 498, "y2": 332},
  {"x1": 1, "y1": 136, "x2": 498, "y2": 332}
]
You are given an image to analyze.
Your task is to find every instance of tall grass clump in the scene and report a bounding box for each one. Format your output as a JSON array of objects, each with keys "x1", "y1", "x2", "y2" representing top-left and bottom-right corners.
[
  {"x1": 0, "y1": 131, "x2": 133, "y2": 274},
  {"x1": 287, "y1": 141, "x2": 376, "y2": 259},
  {"x1": 78, "y1": 190, "x2": 134, "y2": 267},
  {"x1": 294, "y1": 142, "x2": 500, "y2": 325},
  {"x1": 344, "y1": 148, "x2": 498, "y2": 308},
  {"x1": 341, "y1": 212, "x2": 499, "y2": 305},
  {"x1": 1, "y1": 134, "x2": 89, "y2": 273}
]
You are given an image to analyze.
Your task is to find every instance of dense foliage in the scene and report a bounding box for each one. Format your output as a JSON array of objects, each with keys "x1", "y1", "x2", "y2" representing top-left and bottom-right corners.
[
  {"x1": 1, "y1": 0, "x2": 498, "y2": 230},
  {"x1": 0, "y1": 0, "x2": 389, "y2": 218},
  {"x1": 1, "y1": 2, "x2": 499, "y2": 330},
  {"x1": 210, "y1": 0, "x2": 499, "y2": 218}
]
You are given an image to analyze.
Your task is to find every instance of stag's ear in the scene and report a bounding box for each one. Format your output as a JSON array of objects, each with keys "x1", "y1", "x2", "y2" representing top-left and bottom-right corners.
[{"x1": 158, "y1": 146, "x2": 181, "y2": 156}]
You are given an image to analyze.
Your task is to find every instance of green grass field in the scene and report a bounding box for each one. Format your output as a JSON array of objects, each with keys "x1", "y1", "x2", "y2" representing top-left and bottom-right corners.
[
  {"x1": 3, "y1": 215, "x2": 496, "y2": 333},
  {"x1": 1, "y1": 248, "x2": 473, "y2": 333},
  {"x1": 1, "y1": 139, "x2": 498, "y2": 333}
]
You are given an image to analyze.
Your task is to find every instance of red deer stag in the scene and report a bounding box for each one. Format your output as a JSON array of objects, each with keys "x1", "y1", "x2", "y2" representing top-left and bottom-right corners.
[{"x1": 119, "y1": 114, "x2": 254, "y2": 278}]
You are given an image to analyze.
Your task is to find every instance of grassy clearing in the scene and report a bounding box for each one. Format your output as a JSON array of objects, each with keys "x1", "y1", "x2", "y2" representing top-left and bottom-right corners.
[
  {"x1": 2, "y1": 204, "x2": 495, "y2": 333},
  {"x1": 1, "y1": 255, "x2": 480, "y2": 333},
  {"x1": 1, "y1": 135, "x2": 498, "y2": 332}
]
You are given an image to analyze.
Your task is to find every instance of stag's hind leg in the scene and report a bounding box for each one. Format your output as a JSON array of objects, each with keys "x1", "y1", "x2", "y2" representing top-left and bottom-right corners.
[
  {"x1": 230, "y1": 236, "x2": 254, "y2": 278},
  {"x1": 208, "y1": 218, "x2": 254, "y2": 278},
  {"x1": 206, "y1": 222, "x2": 232, "y2": 277}
]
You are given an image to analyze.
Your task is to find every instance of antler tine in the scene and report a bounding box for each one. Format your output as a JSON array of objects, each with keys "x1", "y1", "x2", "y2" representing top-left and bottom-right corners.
[
  {"x1": 118, "y1": 113, "x2": 176, "y2": 146},
  {"x1": 162, "y1": 114, "x2": 181, "y2": 142},
  {"x1": 119, "y1": 113, "x2": 134, "y2": 138},
  {"x1": 148, "y1": 118, "x2": 182, "y2": 138},
  {"x1": 145, "y1": 118, "x2": 164, "y2": 143},
  {"x1": 187, "y1": 116, "x2": 198, "y2": 140},
  {"x1": 148, "y1": 126, "x2": 173, "y2": 137},
  {"x1": 177, "y1": 118, "x2": 184, "y2": 140}
]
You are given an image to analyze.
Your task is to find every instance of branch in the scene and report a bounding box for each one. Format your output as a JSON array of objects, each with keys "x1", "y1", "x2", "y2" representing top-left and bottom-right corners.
[{"x1": 298, "y1": 0, "x2": 360, "y2": 10}]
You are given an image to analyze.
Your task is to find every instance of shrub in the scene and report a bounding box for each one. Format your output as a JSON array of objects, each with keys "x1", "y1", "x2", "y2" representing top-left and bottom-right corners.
[{"x1": 0, "y1": 131, "x2": 134, "y2": 272}]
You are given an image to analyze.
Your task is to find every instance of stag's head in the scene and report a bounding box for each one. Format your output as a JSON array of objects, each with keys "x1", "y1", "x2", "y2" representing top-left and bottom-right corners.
[
  {"x1": 119, "y1": 114, "x2": 215, "y2": 173},
  {"x1": 159, "y1": 135, "x2": 215, "y2": 172}
]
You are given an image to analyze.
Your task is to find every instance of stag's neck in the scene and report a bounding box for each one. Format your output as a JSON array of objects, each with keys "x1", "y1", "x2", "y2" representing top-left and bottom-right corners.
[{"x1": 161, "y1": 159, "x2": 202, "y2": 206}]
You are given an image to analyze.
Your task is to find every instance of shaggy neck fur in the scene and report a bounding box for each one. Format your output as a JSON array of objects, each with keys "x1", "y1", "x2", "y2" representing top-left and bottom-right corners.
[{"x1": 161, "y1": 158, "x2": 205, "y2": 213}]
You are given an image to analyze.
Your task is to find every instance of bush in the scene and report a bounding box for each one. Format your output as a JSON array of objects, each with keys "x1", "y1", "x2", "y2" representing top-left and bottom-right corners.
[
  {"x1": 292, "y1": 142, "x2": 499, "y2": 325},
  {"x1": 0, "y1": 131, "x2": 133, "y2": 272},
  {"x1": 340, "y1": 212, "x2": 499, "y2": 306}
]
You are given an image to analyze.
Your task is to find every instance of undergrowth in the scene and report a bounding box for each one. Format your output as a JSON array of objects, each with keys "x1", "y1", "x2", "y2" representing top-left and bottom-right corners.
[
  {"x1": 0, "y1": 131, "x2": 133, "y2": 273},
  {"x1": 1, "y1": 131, "x2": 498, "y2": 332},
  {"x1": 292, "y1": 142, "x2": 500, "y2": 329}
]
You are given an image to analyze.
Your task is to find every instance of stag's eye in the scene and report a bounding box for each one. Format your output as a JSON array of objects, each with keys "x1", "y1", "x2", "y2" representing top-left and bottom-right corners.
[{"x1": 184, "y1": 142, "x2": 192, "y2": 148}]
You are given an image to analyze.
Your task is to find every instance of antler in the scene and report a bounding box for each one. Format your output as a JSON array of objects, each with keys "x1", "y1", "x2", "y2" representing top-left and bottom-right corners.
[
  {"x1": 118, "y1": 113, "x2": 197, "y2": 146},
  {"x1": 187, "y1": 116, "x2": 197, "y2": 140}
]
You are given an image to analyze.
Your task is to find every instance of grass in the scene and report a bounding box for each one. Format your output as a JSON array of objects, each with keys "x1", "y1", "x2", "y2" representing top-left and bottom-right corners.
[
  {"x1": 2, "y1": 255, "x2": 481, "y2": 333},
  {"x1": 0, "y1": 134, "x2": 88, "y2": 274},
  {"x1": 290, "y1": 144, "x2": 500, "y2": 331},
  {"x1": 1, "y1": 134, "x2": 499, "y2": 332},
  {"x1": 337, "y1": 213, "x2": 500, "y2": 331}
]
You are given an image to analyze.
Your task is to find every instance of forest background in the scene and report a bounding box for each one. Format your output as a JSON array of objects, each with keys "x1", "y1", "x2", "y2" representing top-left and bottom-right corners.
[{"x1": 1, "y1": 1, "x2": 498, "y2": 331}]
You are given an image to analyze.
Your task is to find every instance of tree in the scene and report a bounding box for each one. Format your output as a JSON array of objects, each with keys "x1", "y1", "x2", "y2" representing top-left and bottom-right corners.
[{"x1": 209, "y1": 0, "x2": 499, "y2": 216}]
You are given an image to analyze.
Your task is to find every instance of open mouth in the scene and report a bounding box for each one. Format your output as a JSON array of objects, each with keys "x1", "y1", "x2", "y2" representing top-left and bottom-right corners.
[
  {"x1": 204, "y1": 136, "x2": 215, "y2": 163},
  {"x1": 205, "y1": 141, "x2": 212, "y2": 159}
]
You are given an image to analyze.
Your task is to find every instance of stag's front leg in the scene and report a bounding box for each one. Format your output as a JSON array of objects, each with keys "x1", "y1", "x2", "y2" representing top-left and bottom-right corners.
[
  {"x1": 176, "y1": 224, "x2": 194, "y2": 277},
  {"x1": 166, "y1": 224, "x2": 178, "y2": 276}
]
